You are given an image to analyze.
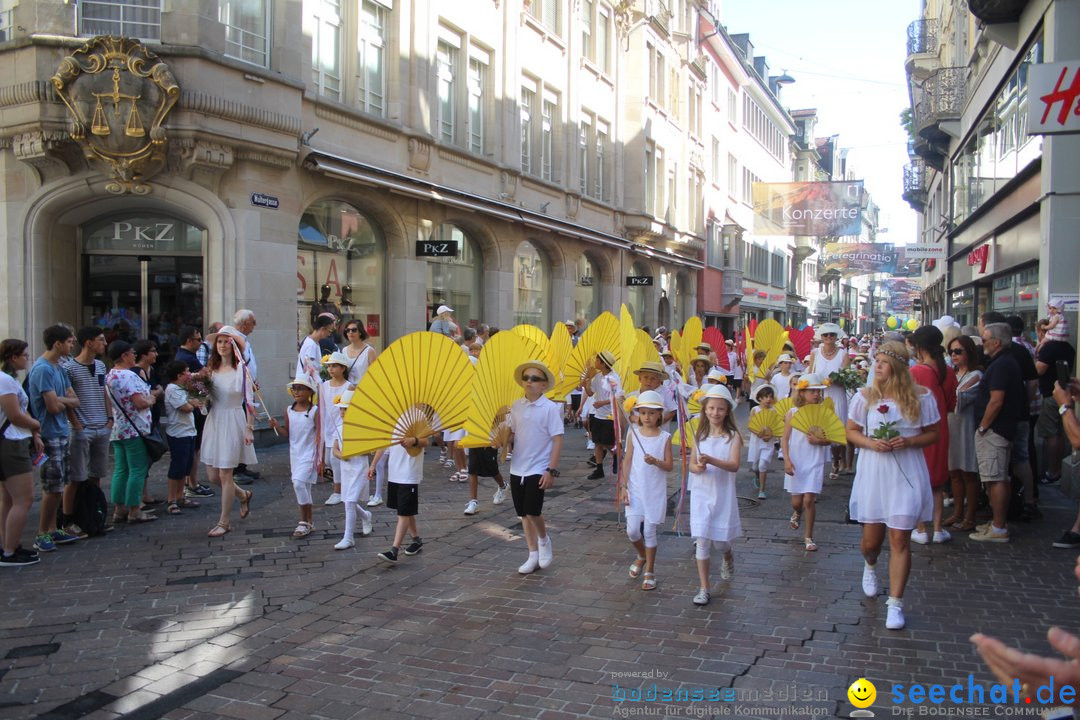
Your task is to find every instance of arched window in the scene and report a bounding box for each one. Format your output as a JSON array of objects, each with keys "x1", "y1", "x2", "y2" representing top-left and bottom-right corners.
[
  {"x1": 297, "y1": 199, "x2": 385, "y2": 345},
  {"x1": 574, "y1": 254, "x2": 600, "y2": 322},
  {"x1": 425, "y1": 224, "x2": 481, "y2": 326},
  {"x1": 513, "y1": 240, "x2": 549, "y2": 329}
]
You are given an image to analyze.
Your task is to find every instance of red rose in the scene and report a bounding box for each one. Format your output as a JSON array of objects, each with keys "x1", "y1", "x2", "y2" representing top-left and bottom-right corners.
[{"x1": 877, "y1": 404, "x2": 889, "y2": 414}]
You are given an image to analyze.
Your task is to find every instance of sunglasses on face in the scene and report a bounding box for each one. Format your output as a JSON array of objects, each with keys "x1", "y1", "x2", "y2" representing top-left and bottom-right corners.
[
  {"x1": 345, "y1": 327, "x2": 360, "y2": 333},
  {"x1": 823, "y1": 333, "x2": 837, "y2": 337},
  {"x1": 522, "y1": 375, "x2": 546, "y2": 383},
  {"x1": 949, "y1": 349, "x2": 964, "y2": 355}
]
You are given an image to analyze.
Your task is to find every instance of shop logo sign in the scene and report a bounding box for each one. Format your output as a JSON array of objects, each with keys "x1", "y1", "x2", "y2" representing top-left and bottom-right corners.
[
  {"x1": 416, "y1": 240, "x2": 459, "y2": 257},
  {"x1": 52, "y1": 36, "x2": 180, "y2": 194},
  {"x1": 626, "y1": 276, "x2": 654, "y2": 286},
  {"x1": 1029, "y1": 61, "x2": 1080, "y2": 135},
  {"x1": 967, "y1": 245, "x2": 991, "y2": 274}
]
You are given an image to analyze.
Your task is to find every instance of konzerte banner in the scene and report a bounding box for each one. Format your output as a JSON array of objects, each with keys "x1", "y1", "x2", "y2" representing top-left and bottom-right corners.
[
  {"x1": 821, "y1": 243, "x2": 900, "y2": 278},
  {"x1": 752, "y1": 181, "x2": 864, "y2": 236}
]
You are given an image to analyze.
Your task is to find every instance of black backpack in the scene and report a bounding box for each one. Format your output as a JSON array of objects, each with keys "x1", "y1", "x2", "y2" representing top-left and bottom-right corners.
[{"x1": 57, "y1": 482, "x2": 109, "y2": 537}]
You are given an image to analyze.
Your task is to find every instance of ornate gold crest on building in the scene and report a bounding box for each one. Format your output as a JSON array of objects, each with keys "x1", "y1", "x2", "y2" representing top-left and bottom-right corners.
[{"x1": 51, "y1": 36, "x2": 179, "y2": 195}]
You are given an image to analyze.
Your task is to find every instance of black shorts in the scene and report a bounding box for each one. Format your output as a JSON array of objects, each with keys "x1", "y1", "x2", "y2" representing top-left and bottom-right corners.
[
  {"x1": 193, "y1": 411, "x2": 206, "y2": 451},
  {"x1": 467, "y1": 447, "x2": 500, "y2": 478},
  {"x1": 386, "y1": 481, "x2": 419, "y2": 517},
  {"x1": 510, "y1": 473, "x2": 545, "y2": 517},
  {"x1": 0, "y1": 437, "x2": 33, "y2": 481},
  {"x1": 591, "y1": 418, "x2": 615, "y2": 446},
  {"x1": 569, "y1": 394, "x2": 582, "y2": 413}
]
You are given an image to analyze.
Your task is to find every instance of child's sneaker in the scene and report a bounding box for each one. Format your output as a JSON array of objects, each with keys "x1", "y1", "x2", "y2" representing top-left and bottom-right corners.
[
  {"x1": 50, "y1": 528, "x2": 80, "y2": 545},
  {"x1": 585, "y1": 440, "x2": 595, "y2": 450},
  {"x1": 492, "y1": 486, "x2": 507, "y2": 504},
  {"x1": 464, "y1": 499, "x2": 479, "y2": 515},
  {"x1": 378, "y1": 547, "x2": 399, "y2": 563},
  {"x1": 33, "y1": 533, "x2": 56, "y2": 553},
  {"x1": 720, "y1": 558, "x2": 735, "y2": 580},
  {"x1": 63, "y1": 524, "x2": 89, "y2": 540},
  {"x1": 910, "y1": 529, "x2": 930, "y2": 545},
  {"x1": 334, "y1": 538, "x2": 355, "y2": 550},
  {"x1": 403, "y1": 539, "x2": 423, "y2": 556},
  {"x1": 366, "y1": 495, "x2": 383, "y2": 507},
  {"x1": 861, "y1": 563, "x2": 879, "y2": 597},
  {"x1": 692, "y1": 589, "x2": 710, "y2": 606},
  {"x1": 518, "y1": 554, "x2": 539, "y2": 574},
  {"x1": 324, "y1": 492, "x2": 342, "y2": 506},
  {"x1": 885, "y1": 599, "x2": 905, "y2": 630},
  {"x1": 361, "y1": 515, "x2": 373, "y2": 536},
  {"x1": 537, "y1": 537, "x2": 553, "y2": 568},
  {"x1": 757, "y1": 491, "x2": 767, "y2": 499}
]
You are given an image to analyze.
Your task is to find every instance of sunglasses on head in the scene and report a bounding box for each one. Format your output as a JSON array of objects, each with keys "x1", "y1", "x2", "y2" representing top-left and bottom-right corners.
[{"x1": 522, "y1": 374, "x2": 546, "y2": 383}]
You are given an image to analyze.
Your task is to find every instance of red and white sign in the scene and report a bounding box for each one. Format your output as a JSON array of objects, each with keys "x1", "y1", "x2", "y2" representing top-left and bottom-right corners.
[
  {"x1": 1029, "y1": 62, "x2": 1080, "y2": 135},
  {"x1": 903, "y1": 243, "x2": 947, "y2": 260},
  {"x1": 967, "y1": 243, "x2": 994, "y2": 275}
]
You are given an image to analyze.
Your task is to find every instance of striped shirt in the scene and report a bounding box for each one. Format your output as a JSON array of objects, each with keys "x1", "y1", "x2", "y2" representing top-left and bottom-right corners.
[{"x1": 63, "y1": 357, "x2": 110, "y2": 428}]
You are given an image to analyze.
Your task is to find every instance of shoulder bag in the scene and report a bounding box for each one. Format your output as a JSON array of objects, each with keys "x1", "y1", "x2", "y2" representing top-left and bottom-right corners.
[{"x1": 106, "y1": 385, "x2": 168, "y2": 463}]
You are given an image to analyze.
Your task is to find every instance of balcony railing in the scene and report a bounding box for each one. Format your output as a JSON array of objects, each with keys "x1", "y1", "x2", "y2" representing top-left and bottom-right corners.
[
  {"x1": 902, "y1": 160, "x2": 929, "y2": 212},
  {"x1": 906, "y1": 19, "x2": 938, "y2": 56},
  {"x1": 967, "y1": 0, "x2": 1027, "y2": 24},
  {"x1": 916, "y1": 67, "x2": 964, "y2": 143}
]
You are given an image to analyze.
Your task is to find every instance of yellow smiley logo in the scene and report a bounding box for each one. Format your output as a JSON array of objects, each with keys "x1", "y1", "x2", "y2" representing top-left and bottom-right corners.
[{"x1": 847, "y1": 678, "x2": 876, "y2": 709}]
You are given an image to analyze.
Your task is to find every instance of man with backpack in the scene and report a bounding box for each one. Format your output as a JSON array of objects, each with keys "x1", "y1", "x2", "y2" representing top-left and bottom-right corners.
[
  {"x1": 27, "y1": 325, "x2": 82, "y2": 551},
  {"x1": 62, "y1": 327, "x2": 114, "y2": 537}
]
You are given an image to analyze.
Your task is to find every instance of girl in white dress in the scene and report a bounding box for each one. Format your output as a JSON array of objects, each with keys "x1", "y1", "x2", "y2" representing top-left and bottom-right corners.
[
  {"x1": 269, "y1": 378, "x2": 319, "y2": 538},
  {"x1": 201, "y1": 328, "x2": 256, "y2": 538},
  {"x1": 331, "y1": 391, "x2": 372, "y2": 550},
  {"x1": 618, "y1": 391, "x2": 673, "y2": 592},
  {"x1": 809, "y1": 323, "x2": 851, "y2": 478},
  {"x1": 772, "y1": 355, "x2": 796, "y2": 400},
  {"x1": 688, "y1": 384, "x2": 743, "y2": 606},
  {"x1": 747, "y1": 384, "x2": 777, "y2": 499},
  {"x1": 781, "y1": 373, "x2": 832, "y2": 552},
  {"x1": 846, "y1": 342, "x2": 940, "y2": 632},
  {"x1": 319, "y1": 353, "x2": 350, "y2": 505}
]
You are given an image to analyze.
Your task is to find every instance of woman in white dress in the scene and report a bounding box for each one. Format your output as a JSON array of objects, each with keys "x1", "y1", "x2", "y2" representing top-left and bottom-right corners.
[
  {"x1": 201, "y1": 327, "x2": 256, "y2": 537},
  {"x1": 688, "y1": 384, "x2": 743, "y2": 606},
  {"x1": 846, "y1": 341, "x2": 939, "y2": 631},
  {"x1": 809, "y1": 322, "x2": 851, "y2": 477}
]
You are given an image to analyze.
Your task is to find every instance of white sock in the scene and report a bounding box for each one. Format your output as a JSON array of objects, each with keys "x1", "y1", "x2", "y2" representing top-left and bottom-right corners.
[
  {"x1": 886, "y1": 596, "x2": 902, "y2": 607},
  {"x1": 357, "y1": 503, "x2": 371, "y2": 522},
  {"x1": 538, "y1": 535, "x2": 550, "y2": 546},
  {"x1": 864, "y1": 561, "x2": 876, "y2": 571},
  {"x1": 528, "y1": 550, "x2": 539, "y2": 561}
]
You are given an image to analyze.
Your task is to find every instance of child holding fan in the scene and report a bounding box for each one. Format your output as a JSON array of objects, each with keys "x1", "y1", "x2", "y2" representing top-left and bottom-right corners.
[
  {"x1": 618, "y1": 391, "x2": 673, "y2": 591},
  {"x1": 746, "y1": 384, "x2": 778, "y2": 499},
  {"x1": 688, "y1": 384, "x2": 743, "y2": 606},
  {"x1": 269, "y1": 377, "x2": 320, "y2": 538},
  {"x1": 781, "y1": 373, "x2": 834, "y2": 552}
]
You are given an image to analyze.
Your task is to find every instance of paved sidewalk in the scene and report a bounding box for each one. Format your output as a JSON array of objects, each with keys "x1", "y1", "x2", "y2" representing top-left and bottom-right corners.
[{"x1": 1, "y1": 413, "x2": 1078, "y2": 720}]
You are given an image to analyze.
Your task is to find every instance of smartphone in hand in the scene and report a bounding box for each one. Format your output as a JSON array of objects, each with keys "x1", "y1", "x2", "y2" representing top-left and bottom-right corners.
[{"x1": 1056, "y1": 360, "x2": 1071, "y2": 388}]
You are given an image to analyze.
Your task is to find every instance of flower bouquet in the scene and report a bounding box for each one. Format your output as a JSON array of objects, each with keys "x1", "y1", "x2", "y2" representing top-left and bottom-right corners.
[
  {"x1": 319, "y1": 354, "x2": 332, "y2": 381},
  {"x1": 180, "y1": 372, "x2": 213, "y2": 409},
  {"x1": 829, "y1": 367, "x2": 864, "y2": 390}
]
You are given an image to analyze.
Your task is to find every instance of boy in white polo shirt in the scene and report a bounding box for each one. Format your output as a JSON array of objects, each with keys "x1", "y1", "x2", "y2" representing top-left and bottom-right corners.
[
  {"x1": 370, "y1": 430, "x2": 428, "y2": 564},
  {"x1": 509, "y1": 360, "x2": 563, "y2": 574}
]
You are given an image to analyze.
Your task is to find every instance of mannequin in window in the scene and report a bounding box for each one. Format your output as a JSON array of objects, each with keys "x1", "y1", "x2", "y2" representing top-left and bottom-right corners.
[
  {"x1": 340, "y1": 285, "x2": 354, "y2": 308},
  {"x1": 310, "y1": 285, "x2": 341, "y2": 329}
]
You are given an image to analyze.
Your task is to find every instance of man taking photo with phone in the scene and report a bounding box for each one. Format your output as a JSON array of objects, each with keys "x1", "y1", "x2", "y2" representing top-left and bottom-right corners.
[{"x1": 1036, "y1": 326, "x2": 1075, "y2": 488}]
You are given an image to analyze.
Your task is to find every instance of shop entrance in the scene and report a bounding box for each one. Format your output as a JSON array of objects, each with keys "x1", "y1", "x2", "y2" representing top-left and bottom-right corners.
[{"x1": 81, "y1": 215, "x2": 205, "y2": 354}]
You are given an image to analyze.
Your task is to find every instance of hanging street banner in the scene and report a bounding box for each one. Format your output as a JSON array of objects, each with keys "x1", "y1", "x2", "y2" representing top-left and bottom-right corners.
[
  {"x1": 882, "y1": 277, "x2": 924, "y2": 313},
  {"x1": 892, "y1": 246, "x2": 924, "y2": 278},
  {"x1": 752, "y1": 181, "x2": 865, "y2": 236},
  {"x1": 821, "y1": 242, "x2": 901, "y2": 278}
]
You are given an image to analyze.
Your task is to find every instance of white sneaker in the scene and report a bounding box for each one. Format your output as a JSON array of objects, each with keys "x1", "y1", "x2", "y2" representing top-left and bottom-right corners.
[
  {"x1": 932, "y1": 529, "x2": 952, "y2": 544},
  {"x1": 464, "y1": 499, "x2": 479, "y2": 515},
  {"x1": 910, "y1": 529, "x2": 929, "y2": 545},
  {"x1": 334, "y1": 538, "x2": 355, "y2": 550},
  {"x1": 366, "y1": 495, "x2": 383, "y2": 507},
  {"x1": 943, "y1": 496, "x2": 954, "y2": 508},
  {"x1": 886, "y1": 601, "x2": 906, "y2": 630},
  {"x1": 361, "y1": 514, "x2": 372, "y2": 536},
  {"x1": 586, "y1": 440, "x2": 595, "y2": 450},
  {"x1": 720, "y1": 558, "x2": 734, "y2": 580},
  {"x1": 692, "y1": 588, "x2": 710, "y2": 606},
  {"x1": 861, "y1": 564, "x2": 879, "y2": 598},
  {"x1": 324, "y1": 493, "x2": 342, "y2": 506},
  {"x1": 492, "y1": 486, "x2": 507, "y2": 505},
  {"x1": 537, "y1": 538, "x2": 553, "y2": 569},
  {"x1": 518, "y1": 555, "x2": 539, "y2": 574},
  {"x1": 442, "y1": 458, "x2": 456, "y2": 468}
]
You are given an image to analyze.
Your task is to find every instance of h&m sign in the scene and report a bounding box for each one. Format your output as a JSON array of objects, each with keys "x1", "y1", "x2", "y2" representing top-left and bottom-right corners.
[
  {"x1": 416, "y1": 240, "x2": 459, "y2": 257},
  {"x1": 626, "y1": 275, "x2": 654, "y2": 286}
]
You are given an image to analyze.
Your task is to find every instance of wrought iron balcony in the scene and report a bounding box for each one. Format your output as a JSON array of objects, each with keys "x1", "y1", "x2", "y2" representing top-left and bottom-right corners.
[
  {"x1": 915, "y1": 67, "x2": 964, "y2": 145},
  {"x1": 902, "y1": 160, "x2": 929, "y2": 212},
  {"x1": 906, "y1": 19, "x2": 938, "y2": 56},
  {"x1": 967, "y1": 0, "x2": 1028, "y2": 24}
]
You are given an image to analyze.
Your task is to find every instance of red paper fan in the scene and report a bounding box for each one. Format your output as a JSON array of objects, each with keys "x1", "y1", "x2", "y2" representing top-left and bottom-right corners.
[
  {"x1": 748, "y1": 317, "x2": 759, "y2": 339},
  {"x1": 787, "y1": 326, "x2": 814, "y2": 361},
  {"x1": 703, "y1": 327, "x2": 729, "y2": 369}
]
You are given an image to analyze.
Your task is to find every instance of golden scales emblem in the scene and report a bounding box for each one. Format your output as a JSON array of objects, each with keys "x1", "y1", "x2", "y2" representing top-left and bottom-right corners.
[{"x1": 51, "y1": 36, "x2": 179, "y2": 194}]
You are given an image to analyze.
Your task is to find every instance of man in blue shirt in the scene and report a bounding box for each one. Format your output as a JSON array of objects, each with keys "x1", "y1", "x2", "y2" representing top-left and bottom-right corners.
[{"x1": 27, "y1": 325, "x2": 82, "y2": 551}]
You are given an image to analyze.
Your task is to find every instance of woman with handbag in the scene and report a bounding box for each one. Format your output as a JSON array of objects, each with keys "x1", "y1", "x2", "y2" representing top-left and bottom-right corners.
[
  {"x1": 201, "y1": 327, "x2": 255, "y2": 538},
  {"x1": 105, "y1": 341, "x2": 161, "y2": 523}
]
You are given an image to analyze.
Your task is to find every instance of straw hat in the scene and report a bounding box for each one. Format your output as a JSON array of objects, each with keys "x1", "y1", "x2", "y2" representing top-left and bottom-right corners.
[
  {"x1": 596, "y1": 350, "x2": 617, "y2": 369},
  {"x1": 776, "y1": 353, "x2": 795, "y2": 364},
  {"x1": 634, "y1": 390, "x2": 665, "y2": 410},
  {"x1": 324, "y1": 351, "x2": 350, "y2": 367},
  {"x1": 752, "y1": 383, "x2": 777, "y2": 403},
  {"x1": 660, "y1": 348, "x2": 674, "y2": 358},
  {"x1": 514, "y1": 360, "x2": 555, "y2": 387},
  {"x1": 795, "y1": 373, "x2": 829, "y2": 390},
  {"x1": 287, "y1": 376, "x2": 319, "y2": 394},
  {"x1": 634, "y1": 361, "x2": 665, "y2": 376},
  {"x1": 690, "y1": 354, "x2": 711, "y2": 367},
  {"x1": 702, "y1": 383, "x2": 736, "y2": 408},
  {"x1": 816, "y1": 323, "x2": 842, "y2": 338},
  {"x1": 205, "y1": 325, "x2": 247, "y2": 354},
  {"x1": 706, "y1": 367, "x2": 727, "y2": 383},
  {"x1": 695, "y1": 342, "x2": 713, "y2": 353}
]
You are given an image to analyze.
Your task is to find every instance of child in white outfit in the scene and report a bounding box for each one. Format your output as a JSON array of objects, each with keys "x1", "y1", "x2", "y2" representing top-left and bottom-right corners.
[
  {"x1": 781, "y1": 374, "x2": 832, "y2": 552},
  {"x1": 747, "y1": 384, "x2": 777, "y2": 499},
  {"x1": 618, "y1": 391, "x2": 673, "y2": 591},
  {"x1": 269, "y1": 378, "x2": 320, "y2": 538},
  {"x1": 331, "y1": 391, "x2": 372, "y2": 549}
]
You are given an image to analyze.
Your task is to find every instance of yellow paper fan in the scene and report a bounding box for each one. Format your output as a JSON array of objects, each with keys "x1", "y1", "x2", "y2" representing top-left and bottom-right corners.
[
  {"x1": 823, "y1": 396, "x2": 835, "y2": 414},
  {"x1": 342, "y1": 332, "x2": 474, "y2": 456},
  {"x1": 615, "y1": 304, "x2": 637, "y2": 381},
  {"x1": 547, "y1": 322, "x2": 573, "y2": 380},
  {"x1": 669, "y1": 329, "x2": 683, "y2": 361},
  {"x1": 671, "y1": 417, "x2": 701, "y2": 449},
  {"x1": 512, "y1": 324, "x2": 550, "y2": 357},
  {"x1": 773, "y1": 397, "x2": 794, "y2": 417},
  {"x1": 637, "y1": 328, "x2": 662, "y2": 364},
  {"x1": 460, "y1": 332, "x2": 533, "y2": 450},
  {"x1": 679, "y1": 316, "x2": 703, "y2": 381},
  {"x1": 748, "y1": 408, "x2": 784, "y2": 439},
  {"x1": 790, "y1": 404, "x2": 847, "y2": 445},
  {"x1": 752, "y1": 318, "x2": 784, "y2": 361},
  {"x1": 622, "y1": 328, "x2": 662, "y2": 396},
  {"x1": 553, "y1": 311, "x2": 621, "y2": 398}
]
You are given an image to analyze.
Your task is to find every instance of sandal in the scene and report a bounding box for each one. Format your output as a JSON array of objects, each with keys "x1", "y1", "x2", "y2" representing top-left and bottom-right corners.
[
  {"x1": 804, "y1": 538, "x2": 818, "y2": 552},
  {"x1": 207, "y1": 522, "x2": 230, "y2": 537},
  {"x1": 142, "y1": 497, "x2": 165, "y2": 506},
  {"x1": 789, "y1": 511, "x2": 801, "y2": 530},
  {"x1": 112, "y1": 513, "x2": 128, "y2": 524},
  {"x1": 177, "y1": 498, "x2": 200, "y2": 509},
  {"x1": 641, "y1": 573, "x2": 657, "y2": 591},
  {"x1": 239, "y1": 489, "x2": 253, "y2": 519},
  {"x1": 952, "y1": 520, "x2": 977, "y2": 531},
  {"x1": 292, "y1": 521, "x2": 314, "y2": 538},
  {"x1": 828, "y1": 472, "x2": 839, "y2": 481},
  {"x1": 942, "y1": 514, "x2": 959, "y2": 527},
  {"x1": 127, "y1": 512, "x2": 158, "y2": 523},
  {"x1": 166, "y1": 502, "x2": 183, "y2": 515},
  {"x1": 629, "y1": 557, "x2": 646, "y2": 579}
]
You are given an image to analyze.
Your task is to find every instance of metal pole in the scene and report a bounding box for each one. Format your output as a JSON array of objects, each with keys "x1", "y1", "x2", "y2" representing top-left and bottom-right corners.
[{"x1": 138, "y1": 255, "x2": 150, "y2": 338}]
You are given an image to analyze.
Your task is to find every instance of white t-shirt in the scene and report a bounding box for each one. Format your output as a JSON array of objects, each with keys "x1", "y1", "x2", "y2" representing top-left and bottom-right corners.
[
  {"x1": 0, "y1": 373, "x2": 32, "y2": 440},
  {"x1": 296, "y1": 337, "x2": 322, "y2": 381},
  {"x1": 590, "y1": 371, "x2": 623, "y2": 420},
  {"x1": 509, "y1": 394, "x2": 564, "y2": 476},
  {"x1": 386, "y1": 442, "x2": 422, "y2": 485},
  {"x1": 164, "y1": 384, "x2": 197, "y2": 438}
]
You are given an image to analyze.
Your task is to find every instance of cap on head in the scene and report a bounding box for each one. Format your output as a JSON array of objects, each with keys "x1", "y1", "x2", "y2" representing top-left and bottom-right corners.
[{"x1": 436, "y1": 304, "x2": 454, "y2": 316}]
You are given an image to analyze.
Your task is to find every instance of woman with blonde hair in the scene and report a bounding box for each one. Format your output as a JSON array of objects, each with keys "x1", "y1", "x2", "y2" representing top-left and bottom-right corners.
[{"x1": 846, "y1": 341, "x2": 940, "y2": 631}]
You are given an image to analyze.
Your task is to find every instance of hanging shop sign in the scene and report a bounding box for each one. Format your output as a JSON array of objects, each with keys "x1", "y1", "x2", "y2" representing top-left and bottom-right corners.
[
  {"x1": 1028, "y1": 62, "x2": 1080, "y2": 135},
  {"x1": 415, "y1": 240, "x2": 459, "y2": 257},
  {"x1": 626, "y1": 276, "x2": 654, "y2": 286},
  {"x1": 967, "y1": 243, "x2": 994, "y2": 275},
  {"x1": 903, "y1": 243, "x2": 947, "y2": 260}
]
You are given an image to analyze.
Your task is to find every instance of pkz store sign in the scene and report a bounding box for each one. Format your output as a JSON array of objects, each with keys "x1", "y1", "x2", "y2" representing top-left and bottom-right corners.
[
  {"x1": 415, "y1": 240, "x2": 459, "y2": 257},
  {"x1": 626, "y1": 276, "x2": 654, "y2": 286},
  {"x1": 1028, "y1": 61, "x2": 1080, "y2": 135}
]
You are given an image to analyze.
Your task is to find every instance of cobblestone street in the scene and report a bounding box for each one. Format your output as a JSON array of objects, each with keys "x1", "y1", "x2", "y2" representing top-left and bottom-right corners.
[{"x1": 2, "y1": 411, "x2": 1078, "y2": 720}]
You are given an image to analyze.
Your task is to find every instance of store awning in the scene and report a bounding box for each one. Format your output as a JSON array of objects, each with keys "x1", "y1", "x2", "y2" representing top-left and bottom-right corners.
[{"x1": 303, "y1": 150, "x2": 705, "y2": 271}]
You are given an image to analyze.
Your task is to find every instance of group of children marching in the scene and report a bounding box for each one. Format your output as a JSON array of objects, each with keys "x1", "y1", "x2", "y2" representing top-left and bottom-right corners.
[{"x1": 271, "y1": 344, "x2": 840, "y2": 608}]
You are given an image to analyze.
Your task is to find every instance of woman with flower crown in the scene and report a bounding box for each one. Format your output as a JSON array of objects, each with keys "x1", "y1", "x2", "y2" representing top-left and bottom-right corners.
[{"x1": 845, "y1": 341, "x2": 939, "y2": 632}]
